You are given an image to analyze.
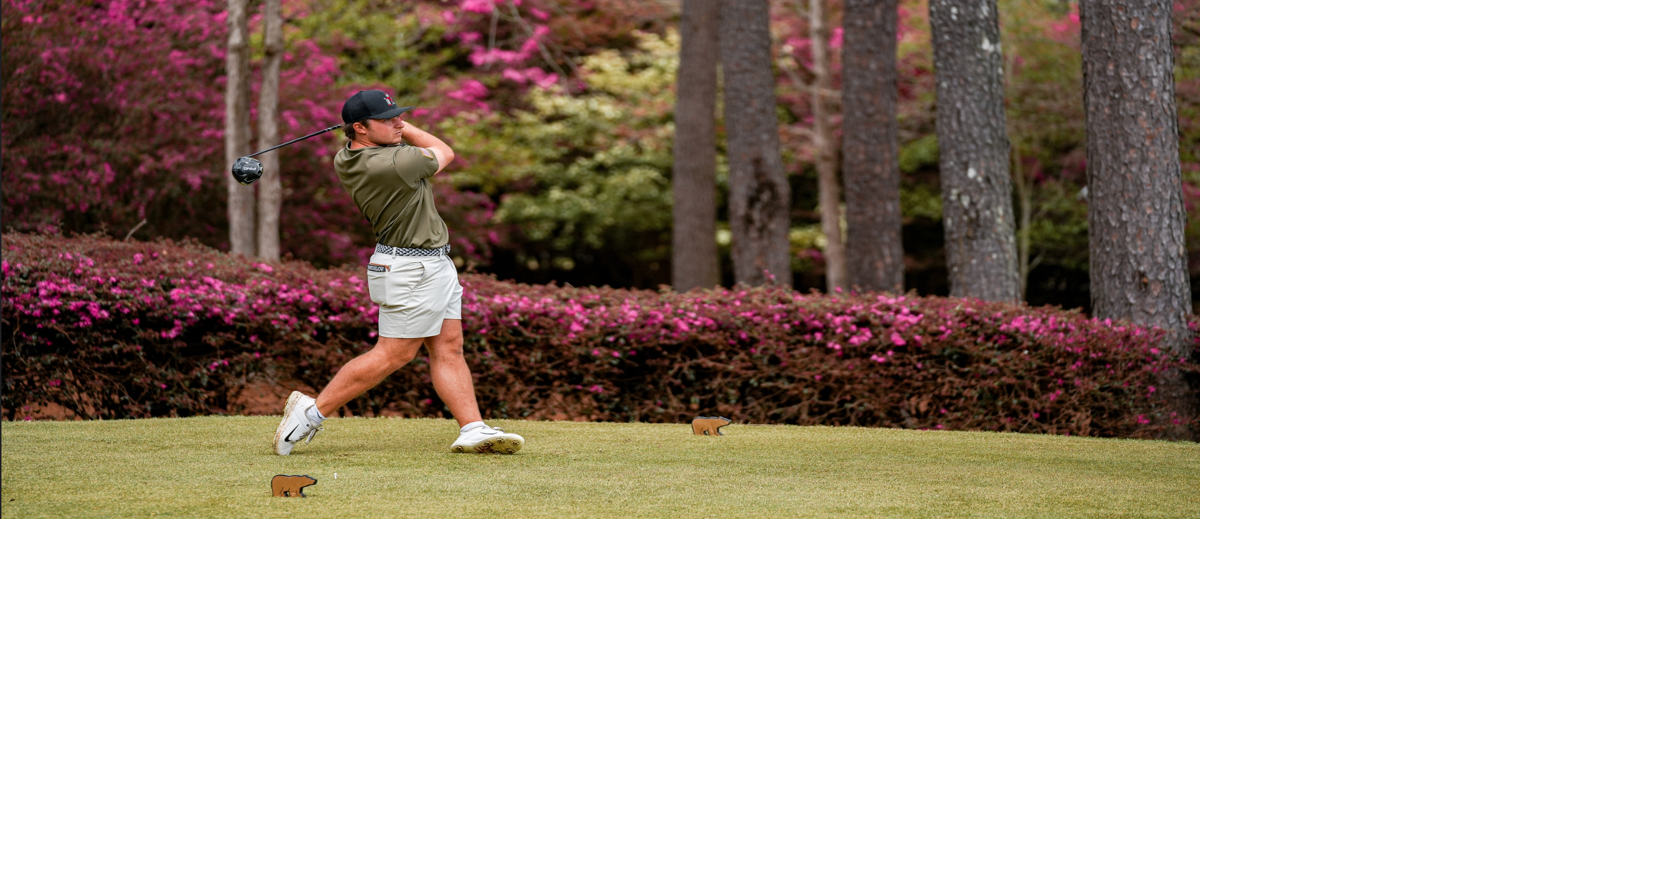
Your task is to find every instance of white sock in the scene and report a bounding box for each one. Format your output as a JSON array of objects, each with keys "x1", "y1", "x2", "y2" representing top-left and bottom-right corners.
[
  {"x1": 305, "y1": 404, "x2": 325, "y2": 426},
  {"x1": 459, "y1": 420, "x2": 485, "y2": 433}
]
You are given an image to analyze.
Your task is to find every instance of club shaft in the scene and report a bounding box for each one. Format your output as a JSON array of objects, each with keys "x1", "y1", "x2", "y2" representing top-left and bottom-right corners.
[{"x1": 245, "y1": 124, "x2": 343, "y2": 159}]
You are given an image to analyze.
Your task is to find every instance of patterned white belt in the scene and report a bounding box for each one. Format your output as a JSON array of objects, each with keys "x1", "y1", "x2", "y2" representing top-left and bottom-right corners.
[{"x1": 375, "y1": 243, "x2": 450, "y2": 257}]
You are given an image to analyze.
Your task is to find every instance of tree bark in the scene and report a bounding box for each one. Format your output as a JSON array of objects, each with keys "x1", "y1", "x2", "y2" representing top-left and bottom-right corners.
[
  {"x1": 255, "y1": 0, "x2": 282, "y2": 261},
  {"x1": 673, "y1": 0, "x2": 720, "y2": 292},
  {"x1": 927, "y1": 0, "x2": 1018, "y2": 303},
  {"x1": 719, "y1": 0, "x2": 792, "y2": 287},
  {"x1": 807, "y1": 0, "x2": 846, "y2": 293},
  {"x1": 840, "y1": 0, "x2": 903, "y2": 293},
  {"x1": 1081, "y1": 0, "x2": 1193, "y2": 338},
  {"x1": 224, "y1": 0, "x2": 254, "y2": 256}
]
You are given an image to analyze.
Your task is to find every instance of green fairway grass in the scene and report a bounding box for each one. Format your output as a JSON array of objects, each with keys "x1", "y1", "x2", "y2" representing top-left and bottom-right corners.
[{"x1": 1, "y1": 418, "x2": 1198, "y2": 518}]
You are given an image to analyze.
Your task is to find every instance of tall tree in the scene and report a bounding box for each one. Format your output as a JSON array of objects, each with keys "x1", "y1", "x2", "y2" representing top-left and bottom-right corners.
[
  {"x1": 805, "y1": 0, "x2": 846, "y2": 292},
  {"x1": 719, "y1": 0, "x2": 792, "y2": 287},
  {"x1": 673, "y1": 0, "x2": 721, "y2": 292},
  {"x1": 927, "y1": 0, "x2": 1018, "y2": 303},
  {"x1": 1081, "y1": 0, "x2": 1192, "y2": 337},
  {"x1": 255, "y1": 0, "x2": 282, "y2": 260},
  {"x1": 841, "y1": 0, "x2": 904, "y2": 293},
  {"x1": 224, "y1": 0, "x2": 255, "y2": 256}
]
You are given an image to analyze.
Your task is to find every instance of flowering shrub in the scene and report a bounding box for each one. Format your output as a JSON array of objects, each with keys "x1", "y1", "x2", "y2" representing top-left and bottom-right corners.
[{"x1": 2, "y1": 233, "x2": 1197, "y2": 439}]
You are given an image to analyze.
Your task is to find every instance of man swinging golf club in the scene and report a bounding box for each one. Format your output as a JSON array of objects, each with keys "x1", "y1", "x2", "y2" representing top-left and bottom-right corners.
[{"x1": 274, "y1": 89, "x2": 523, "y2": 455}]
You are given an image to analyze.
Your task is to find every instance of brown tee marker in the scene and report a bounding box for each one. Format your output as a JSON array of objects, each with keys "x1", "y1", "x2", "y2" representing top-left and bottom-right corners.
[
  {"x1": 271, "y1": 474, "x2": 318, "y2": 497},
  {"x1": 692, "y1": 416, "x2": 732, "y2": 436}
]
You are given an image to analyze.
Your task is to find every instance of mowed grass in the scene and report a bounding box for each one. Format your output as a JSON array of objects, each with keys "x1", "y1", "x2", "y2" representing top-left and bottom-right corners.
[{"x1": 1, "y1": 417, "x2": 1199, "y2": 518}]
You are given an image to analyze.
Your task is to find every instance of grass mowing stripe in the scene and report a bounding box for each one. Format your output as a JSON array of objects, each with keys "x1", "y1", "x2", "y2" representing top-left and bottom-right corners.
[{"x1": 1, "y1": 418, "x2": 1199, "y2": 518}]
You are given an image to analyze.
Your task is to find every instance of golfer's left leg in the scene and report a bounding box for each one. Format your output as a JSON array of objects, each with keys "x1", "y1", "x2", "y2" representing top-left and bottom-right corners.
[{"x1": 424, "y1": 318, "x2": 482, "y2": 428}]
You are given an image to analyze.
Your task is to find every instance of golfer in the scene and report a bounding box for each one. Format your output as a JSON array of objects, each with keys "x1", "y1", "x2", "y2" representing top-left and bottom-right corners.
[{"x1": 274, "y1": 89, "x2": 523, "y2": 455}]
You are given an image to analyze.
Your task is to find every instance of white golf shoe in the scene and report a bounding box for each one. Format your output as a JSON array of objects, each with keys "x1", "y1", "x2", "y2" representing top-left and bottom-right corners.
[
  {"x1": 274, "y1": 391, "x2": 323, "y2": 455},
  {"x1": 450, "y1": 424, "x2": 524, "y2": 454}
]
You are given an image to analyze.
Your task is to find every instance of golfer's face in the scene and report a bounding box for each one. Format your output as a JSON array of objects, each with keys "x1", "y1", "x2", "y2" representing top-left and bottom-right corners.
[{"x1": 363, "y1": 115, "x2": 404, "y2": 144}]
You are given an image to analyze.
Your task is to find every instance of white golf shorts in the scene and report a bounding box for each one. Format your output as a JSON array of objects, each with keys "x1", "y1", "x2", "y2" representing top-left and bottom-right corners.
[{"x1": 366, "y1": 251, "x2": 464, "y2": 339}]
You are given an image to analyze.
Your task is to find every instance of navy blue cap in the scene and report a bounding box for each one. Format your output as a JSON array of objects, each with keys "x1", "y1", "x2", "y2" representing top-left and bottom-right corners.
[{"x1": 341, "y1": 89, "x2": 417, "y2": 125}]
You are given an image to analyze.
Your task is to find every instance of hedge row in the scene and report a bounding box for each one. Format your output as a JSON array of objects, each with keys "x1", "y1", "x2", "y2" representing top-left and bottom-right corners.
[{"x1": 2, "y1": 233, "x2": 1198, "y2": 440}]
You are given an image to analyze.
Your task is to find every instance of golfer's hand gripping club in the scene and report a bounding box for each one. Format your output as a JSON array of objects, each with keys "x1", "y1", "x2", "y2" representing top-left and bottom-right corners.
[{"x1": 231, "y1": 123, "x2": 344, "y2": 185}]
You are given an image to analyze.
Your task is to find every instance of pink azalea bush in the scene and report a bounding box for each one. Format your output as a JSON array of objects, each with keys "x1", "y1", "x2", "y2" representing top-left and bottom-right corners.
[{"x1": 2, "y1": 233, "x2": 1198, "y2": 439}]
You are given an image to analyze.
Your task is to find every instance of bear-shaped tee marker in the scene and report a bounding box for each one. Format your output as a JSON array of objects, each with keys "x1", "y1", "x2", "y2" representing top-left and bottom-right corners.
[
  {"x1": 691, "y1": 416, "x2": 731, "y2": 436},
  {"x1": 271, "y1": 474, "x2": 318, "y2": 497}
]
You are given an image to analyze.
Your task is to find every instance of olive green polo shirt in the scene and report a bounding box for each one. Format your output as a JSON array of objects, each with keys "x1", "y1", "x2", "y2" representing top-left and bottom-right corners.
[{"x1": 333, "y1": 142, "x2": 449, "y2": 249}]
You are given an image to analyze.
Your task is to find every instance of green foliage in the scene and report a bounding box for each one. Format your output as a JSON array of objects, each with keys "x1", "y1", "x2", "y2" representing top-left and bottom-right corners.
[
  {"x1": 1001, "y1": 0, "x2": 1090, "y2": 292},
  {"x1": 444, "y1": 31, "x2": 679, "y2": 280},
  {"x1": 898, "y1": 136, "x2": 945, "y2": 223},
  {"x1": 289, "y1": 0, "x2": 466, "y2": 102}
]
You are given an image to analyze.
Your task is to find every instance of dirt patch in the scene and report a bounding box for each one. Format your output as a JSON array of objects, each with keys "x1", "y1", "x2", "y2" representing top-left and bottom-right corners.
[
  {"x1": 230, "y1": 381, "x2": 295, "y2": 416},
  {"x1": 13, "y1": 402, "x2": 81, "y2": 420},
  {"x1": 229, "y1": 381, "x2": 385, "y2": 419}
]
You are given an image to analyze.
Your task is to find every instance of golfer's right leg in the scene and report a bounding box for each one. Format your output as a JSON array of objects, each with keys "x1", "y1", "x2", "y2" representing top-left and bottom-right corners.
[
  {"x1": 315, "y1": 336, "x2": 425, "y2": 414},
  {"x1": 274, "y1": 336, "x2": 422, "y2": 455}
]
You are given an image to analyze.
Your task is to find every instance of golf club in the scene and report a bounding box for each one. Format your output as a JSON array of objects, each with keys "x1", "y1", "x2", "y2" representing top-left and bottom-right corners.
[{"x1": 231, "y1": 123, "x2": 344, "y2": 184}]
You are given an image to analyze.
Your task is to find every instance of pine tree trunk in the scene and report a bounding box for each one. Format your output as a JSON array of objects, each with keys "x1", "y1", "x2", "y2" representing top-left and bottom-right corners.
[
  {"x1": 255, "y1": 0, "x2": 282, "y2": 261},
  {"x1": 224, "y1": 0, "x2": 254, "y2": 256},
  {"x1": 841, "y1": 0, "x2": 904, "y2": 293},
  {"x1": 1081, "y1": 0, "x2": 1192, "y2": 339},
  {"x1": 927, "y1": 0, "x2": 1018, "y2": 303},
  {"x1": 719, "y1": 0, "x2": 792, "y2": 287},
  {"x1": 673, "y1": 0, "x2": 720, "y2": 292},
  {"x1": 808, "y1": 0, "x2": 846, "y2": 293}
]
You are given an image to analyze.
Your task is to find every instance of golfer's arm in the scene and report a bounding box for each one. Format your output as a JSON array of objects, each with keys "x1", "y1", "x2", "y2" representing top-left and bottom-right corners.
[{"x1": 399, "y1": 123, "x2": 455, "y2": 173}]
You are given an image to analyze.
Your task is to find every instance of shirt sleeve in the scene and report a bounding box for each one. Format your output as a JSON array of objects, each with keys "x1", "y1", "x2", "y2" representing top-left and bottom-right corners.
[{"x1": 392, "y1": 144, "x2": 441, "y2": 188}]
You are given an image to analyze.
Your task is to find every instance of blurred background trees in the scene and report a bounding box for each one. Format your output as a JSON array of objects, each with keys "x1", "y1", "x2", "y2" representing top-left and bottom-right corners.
[{"x1": 1, "y1": 0, "x2": 1199, "y2": 314}]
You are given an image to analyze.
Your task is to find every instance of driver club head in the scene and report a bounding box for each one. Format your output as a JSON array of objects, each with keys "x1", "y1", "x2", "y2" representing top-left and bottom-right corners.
[{"x1": 231, "y1": 156, "x2": 264, "y2": 185}]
